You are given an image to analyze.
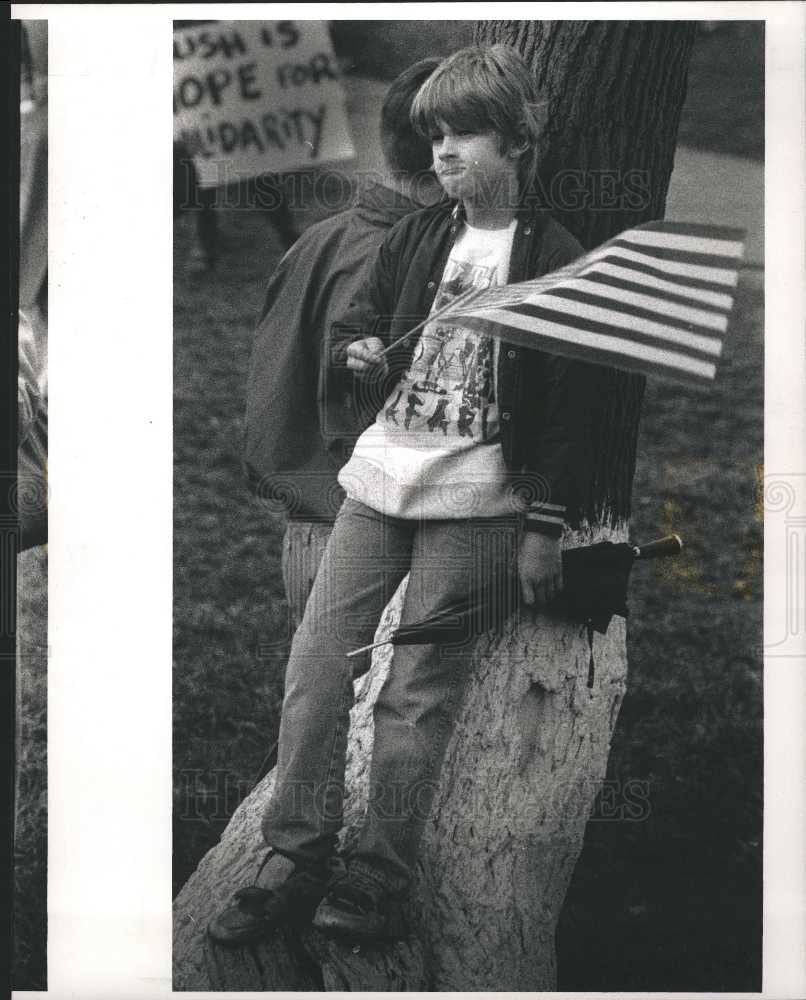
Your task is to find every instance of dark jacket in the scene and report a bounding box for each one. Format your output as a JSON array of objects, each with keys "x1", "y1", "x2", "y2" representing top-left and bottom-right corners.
[
  {"x1": 244, "y1": 180, "x2": 426, "y2": 521},
  {"x1": 327, "y1": 200, "x2": 596, "y2": 535}
]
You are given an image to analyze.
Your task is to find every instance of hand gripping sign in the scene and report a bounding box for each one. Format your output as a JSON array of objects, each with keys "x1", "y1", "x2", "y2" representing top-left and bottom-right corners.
[{"x1": 173, "y1": 20, "x2": 355, "y2": 188}]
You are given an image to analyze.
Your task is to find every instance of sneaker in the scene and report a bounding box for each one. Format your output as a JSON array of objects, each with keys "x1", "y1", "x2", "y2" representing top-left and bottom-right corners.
[
  {"x1": 312, "y1": 870, "x2": 404, "y2": 943},
  {"x1": 207, "y1": 854, "x2": 329, "y2": 948}
]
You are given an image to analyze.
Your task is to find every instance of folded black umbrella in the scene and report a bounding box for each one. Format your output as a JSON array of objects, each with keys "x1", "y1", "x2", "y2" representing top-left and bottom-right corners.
[{"x1": 346, "y1": 534, "x2": 683, "y2": 659}]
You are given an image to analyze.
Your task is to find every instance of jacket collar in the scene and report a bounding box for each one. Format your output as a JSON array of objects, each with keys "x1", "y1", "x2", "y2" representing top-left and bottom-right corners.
[{"x1": 449, "y1": 198, "x2": 547, "y2": 228}]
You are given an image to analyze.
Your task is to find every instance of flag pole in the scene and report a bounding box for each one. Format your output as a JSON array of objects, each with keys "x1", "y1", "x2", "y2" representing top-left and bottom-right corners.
[{"x1": 376, "y1": 287, "x2": 480, "y2": 358}]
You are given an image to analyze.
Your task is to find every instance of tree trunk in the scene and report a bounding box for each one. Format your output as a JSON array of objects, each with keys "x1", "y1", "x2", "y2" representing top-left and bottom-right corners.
[
  {"x1": 476, "y1": 19, "x2": 696, "y2": 526},
  {"x1": 174, "y1": 556, "x2": 628, "y2": 991},
  {"x1": 173, "y1": 20, "x2": 696, "y2": 991}
]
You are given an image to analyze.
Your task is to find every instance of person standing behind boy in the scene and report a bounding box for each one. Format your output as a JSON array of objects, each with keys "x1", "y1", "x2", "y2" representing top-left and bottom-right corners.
[
  {"x1": 210, "y1": 44, "x2": 593, "y2": 948},
  {"x1": 241, "y1": 59, "x2": 441, "y2": 794},
  {"x1": 244, "y1": 58, "x2": 443, "y2": 626}
]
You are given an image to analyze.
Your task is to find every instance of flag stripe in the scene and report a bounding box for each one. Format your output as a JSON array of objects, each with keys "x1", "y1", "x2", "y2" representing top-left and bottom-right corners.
[
  {"x1": 610, "y1": 236, "x2": 742, "y2": 270},
  {"x1": 635, "y1": 220, "x2": 746, "y2": 242},
  {"x1": 508, "y1": 298, "x2": 724, "y2": 358},
  {"x1": 456, "y1": 309, "x2": 717, "y2": 383},
  {"x1": 579, "y1": 270, "x2": 733, "y2": 319},
  {"x1": 449, "y1": 281, "x2": 729, "y2": 341},
  {"x1": 545, "y1": 280, "x2": 730, "y2": 332},
  {"x1": 588, "y1": 249, "x2": 739, "y2": 288},
  {"x1": 624, "y1": 228, "x2": 745, "y2": 259},
  {"x1": 594, "y1": 252, "x2": 735, "y2": 294},
  {"x1": 590, "y1": 262, "x2": 735, "y2": 309}
]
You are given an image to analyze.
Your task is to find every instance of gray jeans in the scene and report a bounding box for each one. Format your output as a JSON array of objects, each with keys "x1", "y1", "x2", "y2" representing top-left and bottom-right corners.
[{"x1": 263, "y1": 498, "x2": 519, "y2": 891}]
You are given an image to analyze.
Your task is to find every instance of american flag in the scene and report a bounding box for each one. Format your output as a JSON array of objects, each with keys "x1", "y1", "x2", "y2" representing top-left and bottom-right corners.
[{"x1": 438, "y1": 221, "x2": 746, "y2": 386}]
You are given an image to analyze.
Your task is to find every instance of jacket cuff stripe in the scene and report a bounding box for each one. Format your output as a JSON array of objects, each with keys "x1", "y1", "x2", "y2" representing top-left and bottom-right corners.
[{"x1": 526, "y1": 500, "x2": 565, "y2": 511}]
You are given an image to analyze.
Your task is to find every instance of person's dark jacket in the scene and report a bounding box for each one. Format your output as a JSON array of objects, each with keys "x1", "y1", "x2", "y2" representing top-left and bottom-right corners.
[
  {"x1": 244, "y1": 179, "x2": 427, "y2": 521},
  {"x1": 327, "y1": 200, "x2": 597, "y2": 536}
]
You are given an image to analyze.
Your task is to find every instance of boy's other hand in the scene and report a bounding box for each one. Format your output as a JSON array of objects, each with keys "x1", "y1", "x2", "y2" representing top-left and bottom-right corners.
[
  {"x1": 518, "y1": 532, "x2": 563, "y2": 606},
  {"x1": 346, "y1": 337, "x2": 388, "y2": 375}
]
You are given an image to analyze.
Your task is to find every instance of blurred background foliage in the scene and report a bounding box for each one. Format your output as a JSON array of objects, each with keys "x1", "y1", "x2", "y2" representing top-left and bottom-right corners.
[{"x1": 329, "y1": 20, "x2": 764, "y2": 160}]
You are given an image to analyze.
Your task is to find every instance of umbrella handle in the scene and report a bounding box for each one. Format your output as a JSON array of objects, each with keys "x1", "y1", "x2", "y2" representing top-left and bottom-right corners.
[{"x1": 633, "y1": 534, "x2": 683, "y2": 560}]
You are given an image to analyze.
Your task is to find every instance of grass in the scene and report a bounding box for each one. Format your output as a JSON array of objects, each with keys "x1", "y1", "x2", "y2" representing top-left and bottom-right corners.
[
  {"x1": 676, "y1": 21, "x2": 764, "y2": 162},
  {"x1": 173, "y1": 210, "x2": 299, "y2": 891},
  {"x1": 14, "y1": 545, "x2": 48, "y2": 991}
]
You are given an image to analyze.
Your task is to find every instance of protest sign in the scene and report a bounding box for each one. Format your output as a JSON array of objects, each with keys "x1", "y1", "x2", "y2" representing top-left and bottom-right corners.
[{"x1": 173, "y1": 20, "x2": 355, "y2": 187}]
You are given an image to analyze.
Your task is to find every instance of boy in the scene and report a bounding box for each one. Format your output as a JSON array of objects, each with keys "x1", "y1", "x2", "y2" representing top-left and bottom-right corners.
[{"x1": 209, "y1": 44, "x2": 591, "y2": 947}]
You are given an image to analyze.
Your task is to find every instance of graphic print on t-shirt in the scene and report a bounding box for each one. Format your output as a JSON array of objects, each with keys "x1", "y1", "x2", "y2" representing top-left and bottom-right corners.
[
  {"x1": 386, "y1": 256, "x2": 500, "y2": 442},
  {"x1": 338, "y1": 218, "x2": 517, "y2": 520}
]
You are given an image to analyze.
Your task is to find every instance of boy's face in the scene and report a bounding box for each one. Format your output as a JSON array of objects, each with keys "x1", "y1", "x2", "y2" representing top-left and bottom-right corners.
[{"x1": 430, "y1": 120, "x2": 519, "y2": 209}]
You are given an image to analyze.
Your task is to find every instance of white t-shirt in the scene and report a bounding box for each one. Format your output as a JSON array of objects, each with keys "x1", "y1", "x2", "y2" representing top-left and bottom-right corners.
[{"x1": 340, "y1": 219, "x2": 521, "y2": 519}]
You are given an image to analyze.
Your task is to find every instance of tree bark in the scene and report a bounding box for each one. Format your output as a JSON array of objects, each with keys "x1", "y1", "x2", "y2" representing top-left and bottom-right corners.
[{"x1": 173, "y1": 20, "x2": 696, "y2": 991}]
